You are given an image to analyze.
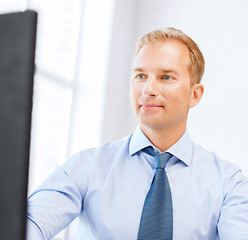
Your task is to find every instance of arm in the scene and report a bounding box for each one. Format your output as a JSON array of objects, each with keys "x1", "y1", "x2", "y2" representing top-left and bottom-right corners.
[
  {"x1": 26, "y1": 166, "x2": 83, "y2": 240},
  {"x1": 217, "y1": 169, "x2": 248, "y2": 240},
  {"x1": 26, "y1": 217, "x2": 45, "y2": 239}
]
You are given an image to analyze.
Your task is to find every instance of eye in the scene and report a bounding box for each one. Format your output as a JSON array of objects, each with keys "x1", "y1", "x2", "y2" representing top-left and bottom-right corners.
[
  {"x1": 163, "y1": 75, "x2": 172, "y2": 80},
  {"x1": 137, "y1": 74, "x2": 145, "y2": 79}
]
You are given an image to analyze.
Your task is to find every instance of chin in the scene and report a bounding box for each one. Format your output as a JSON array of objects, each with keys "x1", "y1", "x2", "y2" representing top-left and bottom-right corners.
[{"x1": 140, "y1": 120, "x2": 165, "y2": 131}]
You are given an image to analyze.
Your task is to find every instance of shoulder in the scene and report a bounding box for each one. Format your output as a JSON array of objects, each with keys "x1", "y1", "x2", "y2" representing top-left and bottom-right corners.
[
  {"x1": 62, "y1": 134, "x2": 133, "y2": 171},
  {"x1": 190, "y1": 142, "x2": 248, "y2": 200},
  {"x1": 78, "y1": 134, "x2": 132, "y2": 158},
  {"x1": 192, "y1": 142, "x2": 241, "y2": 181}
]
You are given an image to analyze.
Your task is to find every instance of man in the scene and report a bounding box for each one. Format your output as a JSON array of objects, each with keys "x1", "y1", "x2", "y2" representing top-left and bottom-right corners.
[{"x1": 27, "y1": 27, "x2": 248, "y2": 240}]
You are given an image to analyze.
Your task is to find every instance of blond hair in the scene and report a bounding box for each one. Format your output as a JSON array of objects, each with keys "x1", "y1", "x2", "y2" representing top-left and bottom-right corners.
[{"x1": 135, "y1": 27, "x2": 205, "y2": 85}]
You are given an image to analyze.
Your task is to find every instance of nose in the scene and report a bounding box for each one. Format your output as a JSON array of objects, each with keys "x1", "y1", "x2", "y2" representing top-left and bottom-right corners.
[{"x1": 142, "y1": 76, "x2": 158, "y2": 97}]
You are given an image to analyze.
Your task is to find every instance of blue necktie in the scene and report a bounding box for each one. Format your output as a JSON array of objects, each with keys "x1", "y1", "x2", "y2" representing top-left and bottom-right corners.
[{"x1": 138, "y1": 147, "x2": 173, "y2": 240}]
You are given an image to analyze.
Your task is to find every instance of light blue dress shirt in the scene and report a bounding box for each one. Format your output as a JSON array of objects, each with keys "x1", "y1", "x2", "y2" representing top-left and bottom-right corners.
[{"x1": 27, "y1": 127, "x2": 248, "y2": 240}]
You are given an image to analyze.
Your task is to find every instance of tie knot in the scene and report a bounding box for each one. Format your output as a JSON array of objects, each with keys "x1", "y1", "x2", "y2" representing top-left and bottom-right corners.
[
  {"x1": 155, "y1": 152, "x2": 172, "y2": 169},
  {"x1": 142, "y1": 147, "x2": 172, "y2": 169}
]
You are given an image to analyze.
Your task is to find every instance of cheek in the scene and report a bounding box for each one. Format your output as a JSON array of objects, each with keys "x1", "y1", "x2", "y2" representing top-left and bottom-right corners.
[
  {"x1": 176, "y1": 90, "x2": 192, "y2": 110},
  {"x1": 130, "y1": 84, "x2": 140, "y2": 101},
  {"x1": 130, "y1": 85, "x2": 139, "y2": 110},
  {"x1": 164, "y1": 85, "x2": 191, "y2": 107}
]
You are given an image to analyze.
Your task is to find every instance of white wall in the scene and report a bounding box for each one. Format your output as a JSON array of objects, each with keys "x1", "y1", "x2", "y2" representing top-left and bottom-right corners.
[{"x1": 101, "y1": 0, "x2": 248, "y2": 175}]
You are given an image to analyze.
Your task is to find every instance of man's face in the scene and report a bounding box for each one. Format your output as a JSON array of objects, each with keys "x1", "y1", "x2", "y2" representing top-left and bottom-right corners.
[{"x1": 130, "y1": 40, "x2": 199, "y2": 132}]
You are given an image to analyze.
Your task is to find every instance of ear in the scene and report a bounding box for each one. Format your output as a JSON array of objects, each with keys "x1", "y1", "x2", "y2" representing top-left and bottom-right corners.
[{"x1": 189, "y1": 84, "x2": 204, "y2": 108}]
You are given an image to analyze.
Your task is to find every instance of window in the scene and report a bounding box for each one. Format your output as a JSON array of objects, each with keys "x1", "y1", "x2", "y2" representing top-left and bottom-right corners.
[{"x1": 0, "y1": 0, "x2": 114, "y2": 239}]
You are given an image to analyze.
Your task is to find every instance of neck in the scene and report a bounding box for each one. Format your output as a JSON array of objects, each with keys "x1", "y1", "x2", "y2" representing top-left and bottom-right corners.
[{"x1": 140, "y1": 123, "x2": 186, "y2": 152}]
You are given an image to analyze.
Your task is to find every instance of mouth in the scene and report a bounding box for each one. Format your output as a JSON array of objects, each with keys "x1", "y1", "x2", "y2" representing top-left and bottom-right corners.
[{"x1": 140, "y1": 103, "x2": 164, "y2": 110}]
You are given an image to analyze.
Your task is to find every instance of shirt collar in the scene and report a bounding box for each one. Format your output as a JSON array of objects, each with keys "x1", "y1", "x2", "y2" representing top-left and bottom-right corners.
[{"x1": 129, "y1": 126, "x2": 193, "y2": 166}]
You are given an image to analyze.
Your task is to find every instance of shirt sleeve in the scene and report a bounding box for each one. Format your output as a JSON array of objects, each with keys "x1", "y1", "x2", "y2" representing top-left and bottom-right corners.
[
  {"x1": 217, "y1": 169, "x2": 248, "y2": 240},
  {"x1": 26, "y1": 166, "x2": 83, "y2": 240}
]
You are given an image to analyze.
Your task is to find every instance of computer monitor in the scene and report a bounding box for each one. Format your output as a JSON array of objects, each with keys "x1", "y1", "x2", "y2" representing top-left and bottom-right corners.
[{"x1": 0, "y1": 10, "x2": 37, "y2": 240}]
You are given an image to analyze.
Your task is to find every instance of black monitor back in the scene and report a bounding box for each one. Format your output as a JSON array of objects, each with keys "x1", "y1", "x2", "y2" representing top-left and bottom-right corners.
[{"x1": 0, "y1": 11, "x2": 37, "y2": 240}]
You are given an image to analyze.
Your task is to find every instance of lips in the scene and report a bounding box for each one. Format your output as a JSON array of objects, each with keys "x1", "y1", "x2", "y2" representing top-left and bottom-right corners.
[{"x1": 140, "y1": 103, "x2": 164, "y2": 110}]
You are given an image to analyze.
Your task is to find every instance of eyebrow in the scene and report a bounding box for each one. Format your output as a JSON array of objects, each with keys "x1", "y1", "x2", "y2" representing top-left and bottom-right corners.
[
  {"x1": 132, "y1": 67, "x2": 145, "y2": 73},
  {"x1": 160, "y1": 69, "x2": 179, "y2": 75},
  {"x1": 132, "y1": 67, "x2": 179, "y2": 75}
]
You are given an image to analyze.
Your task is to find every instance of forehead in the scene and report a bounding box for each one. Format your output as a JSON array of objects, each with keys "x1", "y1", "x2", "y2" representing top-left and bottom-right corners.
[{"x1": 133, "y1": 40, "x2": 190, "y2": 72}]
